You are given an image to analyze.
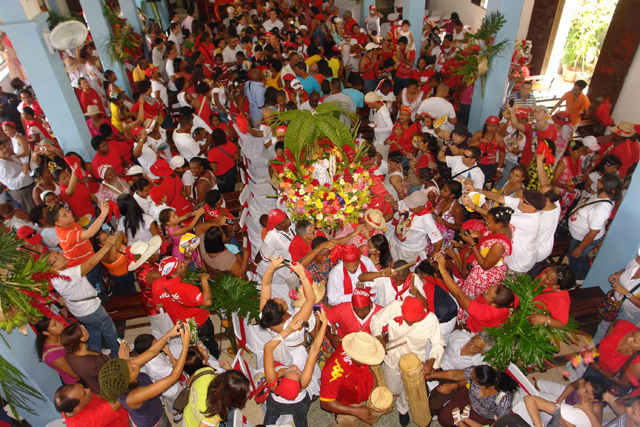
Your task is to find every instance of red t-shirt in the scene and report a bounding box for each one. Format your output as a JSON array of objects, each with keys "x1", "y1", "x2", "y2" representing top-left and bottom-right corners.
[
  {"x1": 466, "y1": 297, "x2": 510, "y2": 333},
  {"x1": 353, "y1": 33, "x2": 369, "y2": 46},
  {"x1": 289, "y1": 231, "x2": 327, "y2": 262},
  {"x1": 599, "y1": 320, "x2": 640, "y2": 374},
  {"x1": 79, "y1": 89, "x2": 106, "y2": 116},
  {"x1": 208, "y1": 141, "x2": 238, "y2": 176},
  {"x1": 344, "y1": 18, "x2": 358, "y2": 36},
  {"x1": 160, "y1": 175, "x2": 192, "y2": 217},
  {"x1": 108, "y1": 138, "x2": 133, "y2": 164},
  {"x1": 63, "y1": 394, "x2": 129, "y2": 427},
  {"x1": 92, "y1": 142, "x2": 125, "y2": 176},
  {"x1": 520, "y1": 123, "x2": 558, "y2": 166},
  {"x1": 326, "y1": 302, "x2": 383, "y2": 337},
  {"x1": 396, "y1": 49, "x2": 416, "y2": 80},
  {"x1": 152, "y1": 276, "x2": 209, "y2": 326},
  {"x1": 412, "y1": 69, "x2": 436, "y2": 95},
  {"x1": 320, "y1": 345, "x2": 374, "y2": 405},
  {"x1": 600, "y1": 139, "x2": 640, "y2": 178},
  {"x1": 56, "y1": 223, "x2": 95, "y2": 267},
  {"x1": 60, "y1": 183, "x2": 96, "y2": 219},
  {"x1": 533, "y1": 288, "x2": 570, "y2": 325}
]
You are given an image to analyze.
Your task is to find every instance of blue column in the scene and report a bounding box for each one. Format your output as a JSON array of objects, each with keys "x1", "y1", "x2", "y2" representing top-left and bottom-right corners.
[
  {"x1": 46, "y1": 0, "x2": 63, "y2": 16},
  {"x1": 361, "y1": 0, "x2": 375, "y2": 26},
  {"x1": 136, "y1": 0, "x2": 155, "y2": 26},
  {"x1": 404, "y1": 0, "x2": 425, "y2": 65},
  {"x1": 0, "y1": 329, "x2": 62, "y2": 426},
  {"x1": 467, "y1": 0, "x2": 524, "y2": 132},
  {"x1": 120, "y1": 0, "x2": 143, "y2": 36},
  {"x1": 0, "y1": 6, "x2": 94, "y2": 160},
  {"x1": 79, "y1": 0, "x2": 133, "y2": 97},
  {"x1": 156, "y1": 0, "x2": 171, "y2": 29},
  {"x1": 583, "y1": 175, "x2": 640, "y2": 290}
]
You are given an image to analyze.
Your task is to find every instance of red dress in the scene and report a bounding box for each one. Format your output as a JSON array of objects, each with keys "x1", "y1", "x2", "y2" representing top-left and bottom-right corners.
[
  {"x1": 79, "y1": 88, "x2": 107, "y2": 115},
  {"x1": 160, "y1": 175, "x2": 192, "y2": 217},
  {"x1": 136, "y1": 263, "x2": 161, "y2": 316},
  {"x1": 458, "y1": 230, "x2": 512, "y2": 322},
  {"x1": 599, "y1": 320, "x2": 640, "y2": 375}
]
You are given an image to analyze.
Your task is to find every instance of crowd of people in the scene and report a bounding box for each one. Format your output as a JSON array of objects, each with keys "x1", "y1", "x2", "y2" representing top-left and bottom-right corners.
[{"x1": 1, "y1": 1, "x2": 640, "y2": 427}]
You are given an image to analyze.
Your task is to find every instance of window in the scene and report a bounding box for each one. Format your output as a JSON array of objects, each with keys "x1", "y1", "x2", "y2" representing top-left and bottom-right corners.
[{"x1": 471, "y1": 0, "x2": 488, "y2": 8}]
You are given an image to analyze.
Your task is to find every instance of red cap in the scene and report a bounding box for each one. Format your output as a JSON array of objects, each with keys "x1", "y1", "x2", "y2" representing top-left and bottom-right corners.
[
  {"x1": 159, "y1": 256, "x2": 180, "y2": 276},
  {"x1": 351, "y1": 288, "x2": 371, "y2": 308},
  {"x1": 149, "y1": 186, "x2": 165, "y2": 204},
  {"x1": 266, "y1": 209, "x2": 287, "y2": 231},
  {"x1": 265, "y1": 31, "x2": 274, "y2": 37},
  {"x1": 552, "y1": 111, "x2": 571, "y2": 126},
  {"x1": 16, "y1": 226, "x2": 42, "y2": 245},
  {"x1": 402, "y1": 297, "x2": 427, "y2": 322},
  {"x1": 485, "y1": 116, "x2": 500, "y2": 125},
  {"x1": 276, "y1": 125, "x2": 287, "y2": 135},
  {"x1": 282, "y1": 74, "x2": 295, "y2": 82},
  {"x1": 515, "y1": 108, "x2": 530, "y2": 119},
  {"x1": 132, "y1": 126, "x2": 144, "y2": 137},
  {"x1": 330, "y1": 244, "x2": 361, "y2": 264},
  {"x1": 145, "y1": 66, "x2": 156, "y2": 78},
  {"x1": 283, "y1": 41, "x2": 297, "y2": 48},
  {"x1": 1, "y1": 121, "x2": 16, "y2": 128},
  {"x1": 314, "y1": 14, "x2": 325, "y2": 20},
  {"x1": 150, "y1": 159, "x2": 173, "y2": 177},
  {"x1": 273, "y1": 377, "x2": 300, "y2": 401}
]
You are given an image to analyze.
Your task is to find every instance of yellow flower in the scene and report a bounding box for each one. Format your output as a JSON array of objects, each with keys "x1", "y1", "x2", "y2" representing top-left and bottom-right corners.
[
  {"x1": 303, "y1": 195, "x2": 310, "y2": 201},
  {"x1": 346, "y1": 206, "x2": 354, "y2": 213},
  {"x1": 327, "y1": 193, "x2": 336, "y2": 200},
  {"x1": 315, "y1": 201, "x2": 323, "y2": 209},
  {"x1": 317, "y1": 214, "x2": 324, "y2": 220}
]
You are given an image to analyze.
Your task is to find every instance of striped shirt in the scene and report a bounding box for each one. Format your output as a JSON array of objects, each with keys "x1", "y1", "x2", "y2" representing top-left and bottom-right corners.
[
  {"x1": 501, "y1": 91, "x2": 537, "y2": 111},
  {"x1": 56, "y1": 223, "x2": 94, "y2": 267}
]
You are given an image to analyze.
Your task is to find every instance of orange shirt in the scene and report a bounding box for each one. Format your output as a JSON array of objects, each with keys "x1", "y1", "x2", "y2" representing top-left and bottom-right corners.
[
  {"x1": 56, "y1": 223, "x2": 94, "y2": 267},
  {"x1": 561, "y1": 91, "x2": 591, "y2": 126},
  {"x1": 102, "y1": 251, "x2": 129, "y2": 277}
]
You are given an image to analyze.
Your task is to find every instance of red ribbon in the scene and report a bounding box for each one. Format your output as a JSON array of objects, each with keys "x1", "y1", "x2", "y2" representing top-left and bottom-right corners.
[{"x1": 537, "y1": 142, "x2": 555, "y2": 165}]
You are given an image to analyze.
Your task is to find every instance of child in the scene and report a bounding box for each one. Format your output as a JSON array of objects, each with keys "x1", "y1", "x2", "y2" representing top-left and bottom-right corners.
[
  {"x1": 93, "y1": 231, "x2": 137, "y2": 295},
  {"x1": 148, "y1": 186, "x2": 172, "y2": 223},
  {"x1": 385, "y1": 124, "x2": 407, "y2": 155},
  {"x1": 584, "y1": 154, "x2": 622, "y2": 196},
  {"x1": 419, "y1": 111, "x2": 437, "y2": 136},
  {"x1": 16, "y1": 225, "x2": 49, "y2": 261},
  {"x1": 270, "y1": 140, "x2": 285, "y2": 177},
  {"x1": 158, "y1": 207, "x2": 205, "y2": 266},
  {"x1": 132, "y1": 178, "x2": 152, "y2": 215},
  {"x1": 28, "y1": 205, "x2": 59, "y2": 249}
]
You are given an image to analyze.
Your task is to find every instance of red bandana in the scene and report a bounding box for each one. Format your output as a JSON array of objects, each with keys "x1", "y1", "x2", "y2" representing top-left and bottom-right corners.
[{"x1": 391, "y1": 273, "x2": 414, "y2": 301}]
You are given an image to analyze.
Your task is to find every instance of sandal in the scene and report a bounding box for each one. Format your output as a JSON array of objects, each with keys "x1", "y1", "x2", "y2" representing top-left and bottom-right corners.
[
  {"x1": 452, "y1": 408, "x2": 462, "y2": 425},
  {"x1": 461, "y1": 405, "x2": 472, "y2": 420}
]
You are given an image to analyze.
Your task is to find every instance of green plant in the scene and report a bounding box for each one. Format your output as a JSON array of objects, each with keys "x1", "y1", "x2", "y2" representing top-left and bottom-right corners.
[
  {"x1": 100, "y1": 3, "x2": 142, "y2": 65},
  {"x1": 561, "y1": 0, "x2": 618, "y2": 73},
  {"x1": 482, "y1": 275, "x2": 580, "y2": 371},
  {"x1": 0, "y1": 355, "x2": 46, "y2": 416},
  {"x1": 270, "y1": 102, "x2": 362, "y2": 169},
  {"x1": 47, "y1": 11, "x2": 84, "y2": 29}
]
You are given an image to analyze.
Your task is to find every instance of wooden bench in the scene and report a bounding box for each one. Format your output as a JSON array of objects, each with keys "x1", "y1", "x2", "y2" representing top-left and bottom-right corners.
[
  {"x1": 103, "y1": 293, "x2": 149, "y2": 332},
  {"x1": 569, "y1": 286, "x2": 604, "y2": 337},
  {"x1": 545, "y1": 236, "x2": 571, "y2": 266}
]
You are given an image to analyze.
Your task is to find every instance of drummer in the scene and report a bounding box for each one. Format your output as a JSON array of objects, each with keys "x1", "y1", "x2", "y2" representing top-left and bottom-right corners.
[
  {"x1": 371, "y1": 297, "x2": 445, "y2": 427},
  {"x1": 325, "y1": 288, "x2": 383, "y2": 348},
  {"x1": 319, "y1": 332, "x2": 385, "y2": 426}
]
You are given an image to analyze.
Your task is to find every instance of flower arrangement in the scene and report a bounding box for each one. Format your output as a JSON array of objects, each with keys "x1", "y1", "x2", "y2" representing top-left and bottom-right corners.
[{"x1": 102, "y1": 2, "x2": 143, "y2": 65}]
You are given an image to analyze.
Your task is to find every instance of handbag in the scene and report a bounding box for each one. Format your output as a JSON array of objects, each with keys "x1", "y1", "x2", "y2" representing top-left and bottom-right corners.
[
  {"x1": 596, "y1": 281, "x2": 640, "y2": 323},
  {"x1": 172, "y1": 367, "x2": 215, "y2": 413}
]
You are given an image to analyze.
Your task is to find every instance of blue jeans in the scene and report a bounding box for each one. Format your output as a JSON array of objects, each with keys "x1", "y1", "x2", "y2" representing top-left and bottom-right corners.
[
  {"x1": 75, "y1": 305, "x2": 120, "y2": 357},
  {"x1": 592, "y1": 308, "x2": 640, "y2": 344},
  {"x1": 568, "y1": 236, "x2": 603, "y2": 281}
]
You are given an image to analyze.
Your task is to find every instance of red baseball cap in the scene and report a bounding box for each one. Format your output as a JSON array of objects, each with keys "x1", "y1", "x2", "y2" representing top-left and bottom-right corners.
[
  {"x1": 515, "y1": 108, "x2": 530, "y2": 119},
  {"x1": 149, "y1": 186, "x2": 165, "y2": 204},
  {"x1": 17, "y1": 226, "x2": 42, "y2": 245},
  {"x1": 274, "y1": 377, "x2": 300, "y2": 401},
  {"x1": 266, "y1": 209, "x2": 287, "y2": 231},
  {"x1": 283, "y1": 74, "x2": 295, "y2": 82},
  {"x1": 485, "y1": 116, "x2": 500, "y2": 125}
]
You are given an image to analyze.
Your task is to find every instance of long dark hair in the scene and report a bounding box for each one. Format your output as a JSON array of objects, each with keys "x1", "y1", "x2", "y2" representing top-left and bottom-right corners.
[
  {"x1": 34, "y1": 318, "x2": 51, "y2": 361},
  {"x1": 203, "y1": 371, "x2": 250, "y2": 420},
  {"x1": 184, "y1": 345, "x2": 209, "y2": 376},
  {"x1": 473, "y1": 365, "x2": 519, "y2": 394},
  {"x1": 60, "y1": 323, "x2": 84, "y2": 354},
  {"x1": 117, "y1": 194, "x2": 145, "y2": 239},
  {"x1": 370, "y1": 234, "x2": 392, "y2": 268}
]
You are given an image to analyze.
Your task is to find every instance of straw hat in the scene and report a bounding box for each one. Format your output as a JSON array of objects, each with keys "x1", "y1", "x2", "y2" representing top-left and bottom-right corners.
[
  {"x1": 611, "y1": 121, "x2": 636, "y2": 138},
  {"x1": 63, "y1": 57, "x2": 80, "y2": 73},
  {"x1": 128, "y1": 236, "x2": 163, "y2": 271},
  {"x1": 364, "y1": 209, "x2": 387, "y2": 231},
  {"x1": 364, "y1": 92, "x2": 382, "y2": 103},
  {"x1": 342, "y1": 332, "x2": 385, "y2": 365},
  {"x1": 290, "y1": 281, "x2": 326, "y2": 308},
  {"x1": 83, "y1": 105, "x2": 103, "y2": 116}
]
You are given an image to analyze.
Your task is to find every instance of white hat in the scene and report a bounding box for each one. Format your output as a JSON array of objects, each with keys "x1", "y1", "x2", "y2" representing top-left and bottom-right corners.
[
  {"x1": 126, "y1": 165, "x2": 144, "y2": 176},
  {"x1": 365, "y1": 42, "x2": 380, "y2": 51},
  {"x1": 364, "y1": 92, "x2": 383, "y2": 103},
  {"x1": 582, "y1": 135, "x2": 601, "y2": 151},
  {"x1": 169, "y1": 156, "x2": 186, "y2": 170},
  {"x1": 404, "y1": 190, "x2": 428, "y2": 209},
  {"x1": 299, "y1": 25, "x2": 308, "y2": 31},
  {"x1": 40, "y1": 190, "x2": 55, "y2": 202},
  {"x1": 364, "y1": 209, "x2": 387, "y2": 231},
  {"x1": 83, "y1": 105, "x2": 103, "y2": 116},
  {"x1": 334, "y1": 17, "x2": 343, "y2": 23},
  {"x1": 342, "y1": 332, "x2": 385, "y2": 365},
  {"x1": 128, "y1": 236, "x2": 163, "y2": 271},
  {"x1": 290, "y1": 79, "x2": 303, "y2": 90}
]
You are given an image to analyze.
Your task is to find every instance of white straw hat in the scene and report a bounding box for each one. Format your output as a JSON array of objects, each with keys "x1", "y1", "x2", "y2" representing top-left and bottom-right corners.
[{"x1": 342, "y1": 332, "x2": 385, "y2": 365}]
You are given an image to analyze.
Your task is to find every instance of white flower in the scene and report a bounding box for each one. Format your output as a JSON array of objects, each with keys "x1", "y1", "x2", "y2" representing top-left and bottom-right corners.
[
  {"x1": 299, "y1": 189, "x2": 305, "y2": 195},
  {"x1": 340, "y1": 179, "x2": 345, "y2": 185},
  {"x1": 303, "y1": 195, "x2": 310, "y2": 201},
  {"x1": 317, "y1": 214, "x2": 324, "y2": 220}
]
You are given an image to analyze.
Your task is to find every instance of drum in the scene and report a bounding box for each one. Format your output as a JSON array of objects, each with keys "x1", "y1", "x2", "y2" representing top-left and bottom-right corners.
[
  {"x1": 368, "y1": 386, "x2": 393, "y2": 424},
  {"x1": 399, "y1": 353, "x2": 431, "y2": 427}
]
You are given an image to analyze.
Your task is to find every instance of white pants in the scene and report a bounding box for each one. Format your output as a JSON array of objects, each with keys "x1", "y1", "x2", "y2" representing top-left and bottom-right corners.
[
  {"x1": 375, "y1": 142, "x2": 390, "y2": 160},
  {"x1": 390, "y1": 244, "x2": 424, "y2": 265},
  {"x1": 382, "y1": 362, "x2": 410, "y2": 415},
  {"x1": 512, "y1": 380, "x2": 565, "y2": 426}
]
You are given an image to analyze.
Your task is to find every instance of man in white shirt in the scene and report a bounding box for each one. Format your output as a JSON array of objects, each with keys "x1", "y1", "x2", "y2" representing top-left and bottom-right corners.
[
  {"x1": 437, "y1": 145, "x2": 485, "y2": 190},
  {"x1": 299, "y1": 91, "x2": 320, "y2": 112},
  {"x1": 391, "y1": 190, "x2": 443, "y2": 263},
  {"x1": 465, "y1": 189, "x2": 546, "y2": 276},
  {"x1": 167, "y1": 23, "x2": 182, "y2": 57},
  {"x1": 172, "y1": 114, "x2": 206, "y2": 160},
  {"x1": 47, "y1": 234, "x2": 120, "y2": 357},
  {"x1": 0, "y1": 143, "x2": 35, "y2": 211},
  {"x1": 327, "y1": 244, "x2": 377, "y2": 306},
  {"x1": 132, "y1": 129, "x2": 160, "y2": 180},
  {"x1": 182, "y1": 7, "x2": 195, "y2": 33},
  {"x1": 530, "y1": 184, "x2": 562, "y2": 277},
  {"x1": 151, "y1": 38, "x2": 167, "y2": 80},
  {"x1": 222, "y1": 35, "x2": 243, "y2": 70},
  {"x1": 280, "y1": 52, "x2": 299, "y2": 80},
  {"x1": 429, "y1": 34, "x2": 456, "y2": 73},
  {"x1": 365, "y1": 92, "x2": 393, "y2": 158},
  {"x1": 417, "y1": 82, "x2": 457, "y2": 131},
  {"x1": 359, "y1": 260, "x2": 425, "y2": 307},
  {"x1": 263, "y1": 9, "x2": 284, "y2": 32},
  {"x1": 371, "y1": 297, "x2": 444, "y2": 426},
  {"x1": 324, "y1": 79, "x2": 356, "y2": 124},
  {"x1": 165, "y1": 48, "x2": 178, "y2": 92}
]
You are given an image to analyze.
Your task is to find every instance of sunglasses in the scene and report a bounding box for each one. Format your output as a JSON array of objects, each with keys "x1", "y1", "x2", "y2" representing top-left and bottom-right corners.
[{"x1": 463, "y1": 154, "x2": 472, "y2": 159}]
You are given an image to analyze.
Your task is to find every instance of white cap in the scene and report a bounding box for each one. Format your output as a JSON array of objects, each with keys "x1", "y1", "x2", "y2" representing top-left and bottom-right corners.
[
  {"x1": 290, "y1": 79, "x2": 303, "y2": 90},
  {"x1": 364, "y1": 92, "x2": 382, "y2": 103},
  {"x1": 365, "y1": 42, "x2": 380, "y2": 51},
  {"x1": 334, "y1": 17, "x2": 343, "y2": 23},
  {"x1": 582, "y1": 135, "x2": 601, "y2": 151},
  {"x1": 126, "y1": 165, "x2": 144, "y2": 176},
  {"x1": 299, "y1": 25, "x2": 308, "y2": 31},
  {"x1": 40, "y1": 190, "x2": 55, "y2": 202},
  {"x1": 169, "y1": 156, "x2": 186, "y2": 170}
]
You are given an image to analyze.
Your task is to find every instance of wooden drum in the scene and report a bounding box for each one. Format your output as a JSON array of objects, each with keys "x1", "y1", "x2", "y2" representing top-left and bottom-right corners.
[
  {"x1": 399, "y1": 353, "x2": 431, "y2": 427},
  {"x1": 367, "y1": 386, "x2": 393, "y2": 424}
]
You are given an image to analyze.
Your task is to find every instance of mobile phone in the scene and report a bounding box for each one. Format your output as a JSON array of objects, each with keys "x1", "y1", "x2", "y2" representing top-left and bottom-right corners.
[
  {"x1": 509, "y1": 99, "x2": 515, "y2": 107},
  {"x1": 312, "y1": 305, "x2": 321, "y2": 313},
  {"x1": 282, "y1": 259, "x2": 292, "y2": 267},
  {"x1": 225, "y1": 218, "x2": 235, "y2": 225}
]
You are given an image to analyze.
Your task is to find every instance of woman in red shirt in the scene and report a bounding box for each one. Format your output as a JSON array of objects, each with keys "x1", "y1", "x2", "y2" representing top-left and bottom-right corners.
[
  {"x1": 412, "y1": 57, "x2": 436, "y2": 96},
  {"x1": 435, "y1": 253, "x2": 515, "y2": 332},
  {"x1": 359, "y1": 46, "x2": 379, "y2": 95},
  {"x1": 53, "y1": 169, "x2": 98, "y2": 220},
  {"x1": 208, "y1": 128, "x2": 240, "y2": 193},
  {"x1": 592, "y1": 320, "x2": 640, "y2": 390},
  {"x1": 469, "y1": 116, "x2": 506, "y2": 182},
  {"x1": 150, "y1": 159, "x2": 193, "y2": 217},
  {"x1": 527, "y1": 265, "x2": 573, "y2": 328},
  {"x1": 78, "y1": 78, "x2": 106, "y2": 116}
]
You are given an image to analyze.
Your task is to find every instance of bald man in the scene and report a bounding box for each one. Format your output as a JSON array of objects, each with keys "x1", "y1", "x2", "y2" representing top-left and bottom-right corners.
[{"x1": 416, "y1": 82, "x2": 457, "y2": 131}]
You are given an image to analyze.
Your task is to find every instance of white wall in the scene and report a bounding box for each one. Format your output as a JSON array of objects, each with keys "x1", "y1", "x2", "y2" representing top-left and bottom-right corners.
[
  {"x1": 18, "y1": 0, "x2": 41, "y2": 19},
  {"x1": 612, "y1": 47, "x2": 640, "y2": 124},
  {"x1": 517, "y1": 0, "x2": 534, "y2": 40}
]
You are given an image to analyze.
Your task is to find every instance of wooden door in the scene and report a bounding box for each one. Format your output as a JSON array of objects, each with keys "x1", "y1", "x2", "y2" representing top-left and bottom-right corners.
[
  {"x1": 526, "y1": 0, "x2": 563, "y2": 76},
  {"x1": 587, "y1": 0, "x2": 640, "y2": 110}
]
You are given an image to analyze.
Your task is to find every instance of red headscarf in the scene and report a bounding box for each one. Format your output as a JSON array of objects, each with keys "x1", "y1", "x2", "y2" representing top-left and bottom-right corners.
[
  {"x1": 331, "y1": 245, "x2": 367, "y2": 295},
  {"x1": 352, "y1": 288, "x2": 371, "y2": 308},
  {"x1": 266, "y1": 209, "x2": 287, "y2": 231}
]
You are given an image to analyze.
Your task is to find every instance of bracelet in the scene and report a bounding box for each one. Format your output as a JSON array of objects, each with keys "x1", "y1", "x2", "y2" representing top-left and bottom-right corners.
[
  {"x1": 469, "y1": 244, "x2": 477, "y2": 248},
  {"x1": 547, "y1": 316, "x2": 551, "y2": 325},
  {"x1": 275, "y1": 333, "x2": 284, "y2": 341}
]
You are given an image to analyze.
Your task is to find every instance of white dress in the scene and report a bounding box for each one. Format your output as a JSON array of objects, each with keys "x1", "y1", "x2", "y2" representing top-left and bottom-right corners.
[{"x1": 384, "y1": 170, "x2": 403, "y2": 202}]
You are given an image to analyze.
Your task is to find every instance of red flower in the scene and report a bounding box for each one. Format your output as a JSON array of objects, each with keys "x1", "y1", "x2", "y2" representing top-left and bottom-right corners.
[
  {"x1": 343, "y1": 172, "x2": 354, "y2": 183},
  {"x1": 356, "y1": 166, "x2": 364, "y2": 173},
  {"x1": 284, "y1": 148, "x2": 295, "y2": 162},
  {"x1": 343, "y1": 146, "x2": 355, "y2": 162},
  {"x1": 285, "y1": 161, "x2": 298, "y2": 174},
  {"x1": 311, "y1": 179, "x2": 319, "y2": 186},
  {"x1": 323, "y1": 183, "x2": 331, "y2": 188}
]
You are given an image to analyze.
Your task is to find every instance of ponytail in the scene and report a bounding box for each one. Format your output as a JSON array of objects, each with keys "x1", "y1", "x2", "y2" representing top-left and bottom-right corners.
[{"x1": 495, "y1": 372, "x2": 519, "y2": 394}]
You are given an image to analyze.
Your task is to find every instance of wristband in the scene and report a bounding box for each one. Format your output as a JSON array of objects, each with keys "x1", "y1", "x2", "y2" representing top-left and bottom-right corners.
[{"x1": 497, "y1": 167, "x2": 504, "y2": 172}]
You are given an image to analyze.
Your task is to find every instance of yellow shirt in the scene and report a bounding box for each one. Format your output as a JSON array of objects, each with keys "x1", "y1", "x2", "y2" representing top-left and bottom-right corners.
[
  {"x1": 305, "y1": 55, "x2": 321, "y2": 67},
  {"x1": 266, "y1": 71, "x2": 282, "y2": 89},
  {"x1": 110, "y1": 103, "x2": 123, "y2": 132},
  {"x1": 183, "y1": 368, "x2": 222, "y2": 427},
  {"x1": 133, "y1": 66, "x2": 146, "y2": 83},
  {"x1": 327, "y1": 58, "x2": 340, "y2": 78}
]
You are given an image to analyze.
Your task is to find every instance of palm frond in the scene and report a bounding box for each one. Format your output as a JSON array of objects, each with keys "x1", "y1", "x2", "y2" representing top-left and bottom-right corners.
[{"x1": 0, "y1": 355, "x2": 46, "y2": 416}]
